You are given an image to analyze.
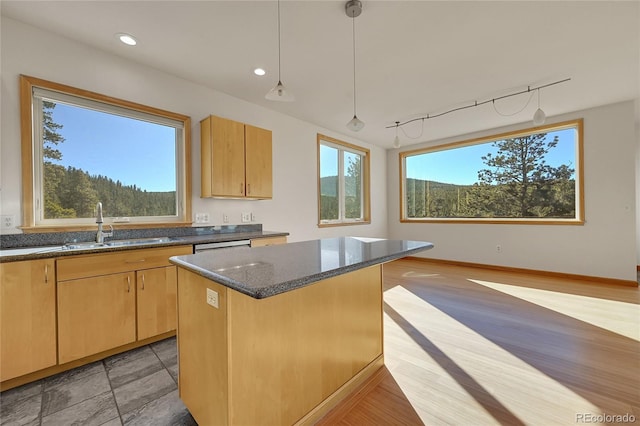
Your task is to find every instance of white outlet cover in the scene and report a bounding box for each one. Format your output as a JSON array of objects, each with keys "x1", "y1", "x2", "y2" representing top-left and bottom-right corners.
[{"x1": 206, "y1": 288, "x2": 219, "y2": 308}]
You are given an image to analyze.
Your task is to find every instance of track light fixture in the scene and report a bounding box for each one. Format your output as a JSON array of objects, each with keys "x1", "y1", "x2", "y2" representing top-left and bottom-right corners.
[
  {"x1": 533, "y1": 88, "x2": 546, "y2": 126},
  {"x1": 266, "y1": 0, "x2": 294, "y2": 102},
  {"x1": 345, "y1": 0, "x2": 364, "y2": 132},
  {"x1": 389, "y1": 78, "x2": 570, "y2": 145},
  {"x1": 393, "y1": 122, "x2": 400, "y2": 148}
]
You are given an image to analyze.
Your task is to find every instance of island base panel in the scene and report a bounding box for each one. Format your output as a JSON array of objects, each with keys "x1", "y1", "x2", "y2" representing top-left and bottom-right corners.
[{"x1": 176, "y1": 265, "x2": 383, "y2": 425}]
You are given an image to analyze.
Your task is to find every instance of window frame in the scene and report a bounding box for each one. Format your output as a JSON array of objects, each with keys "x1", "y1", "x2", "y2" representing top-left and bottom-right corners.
[
  {"x1": 20, "y1": 75, "x2": 192, "y2": 232},
  {"x1": 317, "y1": 134, "x2": 371, "y2": 227},
  {"x1": 399, "y1": 119, "x2": 584, "y2": 225}
]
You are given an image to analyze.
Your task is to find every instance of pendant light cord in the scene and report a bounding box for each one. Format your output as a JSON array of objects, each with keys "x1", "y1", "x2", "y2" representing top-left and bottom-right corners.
[
  {"x1": 352, "y1": 13, "x2": 357, "y2": 116},
  {"x1": 277, "y1": 0, "x2": 282, "y2": 82}
]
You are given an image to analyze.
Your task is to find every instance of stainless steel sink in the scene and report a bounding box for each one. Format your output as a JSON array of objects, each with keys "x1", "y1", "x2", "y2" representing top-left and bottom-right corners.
[
  {"x1": 105, "y1": 237, "x2": 171, "y2": 247},
  {"x1": 64, "y1": 237, "x2": 171, "y2": 250},
  {"x1": 64, "y1": 242, "x2": 107, "y2": 250}
]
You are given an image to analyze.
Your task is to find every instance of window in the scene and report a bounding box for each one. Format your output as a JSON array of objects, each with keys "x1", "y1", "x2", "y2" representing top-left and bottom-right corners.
[
  {"x1": 20, "y1": 75, "x2": 192, "y2": 231},
  {"x1": 317, "y1": 134, "x2": 370, "y2": 226},
  {"x1": 400, "y1": 119, "x2": 583, "y2": 224}
]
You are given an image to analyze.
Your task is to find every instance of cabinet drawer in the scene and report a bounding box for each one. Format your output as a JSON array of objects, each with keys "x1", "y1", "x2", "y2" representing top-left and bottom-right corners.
[
  {"x1": 250, "y1": 236, "x2": 287, "y2": 247},
  {"x1": 57, "y1": 245, "x2": 192, "y2": 281}
]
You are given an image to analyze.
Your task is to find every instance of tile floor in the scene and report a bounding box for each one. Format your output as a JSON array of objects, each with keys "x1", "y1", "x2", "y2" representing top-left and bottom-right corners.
[{"x1": 0, "y1": 337, "x2": 196, "y2": 426}]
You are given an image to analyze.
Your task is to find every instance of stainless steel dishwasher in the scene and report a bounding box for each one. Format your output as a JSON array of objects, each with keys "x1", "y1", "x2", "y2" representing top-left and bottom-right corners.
[{"x1": 193, "y1": 239, "x2": 251, "y2": 253}]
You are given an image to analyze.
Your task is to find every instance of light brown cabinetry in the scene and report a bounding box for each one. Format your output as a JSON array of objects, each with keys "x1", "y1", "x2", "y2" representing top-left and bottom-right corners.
[
  {"x1": 58, "y1": 272, "x2": 136, "y2": 364},
  {"x1": 56, "y1": 245, "x2": 191, "y2": 363},
  {"x1": 177, "y1": 264, "x2": 383, "y2": 425},
  {"x1": 136, "y1": 266, "x2": 178, "y2": 340},
  {"x1": 0, "y1": 259, "x2": 57, "y2": 381},
  {"x1": 201, "y1": 115, "x2": 272, "y2": 199},
  {"x1": 250, "y1": 236, "x2": 287, "y2": 247}
]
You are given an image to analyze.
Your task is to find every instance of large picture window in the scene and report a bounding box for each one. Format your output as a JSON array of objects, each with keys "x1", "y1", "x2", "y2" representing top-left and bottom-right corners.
[
  {"x1": 317, "y1": 134, "x2": 370, "y2": 226},
  {"x1": 20, "y1": 75, "x2": 192, "y2": 231},
  {"x1": 400, "y1": 119, "x2": 583, "y2": 224}
]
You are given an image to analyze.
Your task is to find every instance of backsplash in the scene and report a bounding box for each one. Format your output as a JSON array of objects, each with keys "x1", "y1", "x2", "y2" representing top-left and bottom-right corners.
[{"x1": 0, "y1": 224, "x2": 262, "y2": 249}]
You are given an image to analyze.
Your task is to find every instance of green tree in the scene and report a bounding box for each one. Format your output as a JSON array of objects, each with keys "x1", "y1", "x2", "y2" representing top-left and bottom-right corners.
[
  {"x1": 345, "y1": 155, "x2": 362, "y2": 219},
  {"x1": 477, "y1": 133, "x2": 575, "y2": 217},
  {"x1": 42, "y1": 101, "x2": 72, "y2": 218}
]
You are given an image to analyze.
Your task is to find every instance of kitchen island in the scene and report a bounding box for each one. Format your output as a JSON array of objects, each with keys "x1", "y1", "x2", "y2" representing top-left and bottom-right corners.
[{"x1": 170, "y1": 237, "x2": 433, "y2": 425}]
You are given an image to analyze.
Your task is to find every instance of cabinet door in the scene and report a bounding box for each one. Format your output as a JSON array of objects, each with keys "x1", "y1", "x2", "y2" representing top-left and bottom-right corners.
[
  {"x1": 245, "y1": 124, "x2": 273, "y2": 199},
  {"x1": 58, "y1": 272, "x2": 136, "y2": 364},
  {"x1": 0, "y1": 259, "x2": 56, "y2": 381},
  {"x1": 137, "y1": 266, "x2": 178, "y2": 340},
  {"x1": 202, "y1": 115, "x2": 246, "y2": 197}
]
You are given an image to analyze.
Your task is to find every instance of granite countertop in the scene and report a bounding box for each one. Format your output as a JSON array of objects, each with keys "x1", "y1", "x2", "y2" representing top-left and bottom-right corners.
[
  {"x1": 0, "y1": 229, "x2": 288, "y2": 263},
  {"x1": 170, "y1": 237, "x2": 434, "y2": 299}
]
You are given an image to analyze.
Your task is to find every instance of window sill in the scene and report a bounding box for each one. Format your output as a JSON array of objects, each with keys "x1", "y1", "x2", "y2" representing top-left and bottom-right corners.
[{"x1": 318, "y1": 220, "x2": 371, "y2": 228}]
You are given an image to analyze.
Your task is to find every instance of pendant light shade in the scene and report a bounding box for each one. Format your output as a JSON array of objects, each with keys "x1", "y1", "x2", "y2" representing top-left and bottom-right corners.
[
  {"x1": 266, "y1": 81, "x2": 294, "y2": 102},
  {"x1": 393, "y1": 121, "x2": 401, "y2": 148},
  {"x1": 533, "y1": 88, "x2": 545, "y2": 125},
  {"x1": 266, "y1": 0, "x2": 294, "y2": 102},
  {"x1": 345, "y1": 0, "x2": 364, "y2": 131},
  {"x1": 347, "y1": 115, "x2": 365, "y2": 132}
]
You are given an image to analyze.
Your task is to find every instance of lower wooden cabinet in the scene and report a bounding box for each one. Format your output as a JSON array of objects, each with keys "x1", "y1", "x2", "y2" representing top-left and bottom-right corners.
[
  {"x1": 137, "y1": 266, "x2": 178, "y2": 341},
  {"x1": 57, "y1": 272, "x2": 136, "y2": 364},
  {"x1": 0, "y1": 259, "x2": 57, "y2": 381},
  {"x1": 56, "y1": 245, "x2": 191, "y2": 364}
]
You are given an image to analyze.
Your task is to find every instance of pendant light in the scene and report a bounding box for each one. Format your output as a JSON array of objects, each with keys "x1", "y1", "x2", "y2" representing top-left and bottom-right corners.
[
  {"x1": 345, "y1": 0, "x2": 364, "y2": 132},
  {"x1": 533, "y1": 88, "x2": 546, "y2": 125},
  {"x1": 266, "y1": 0, "x2": 294, "y2": 102},
  {"x1": 393, "y1": 122, "x2": 401, "y2": 148}
]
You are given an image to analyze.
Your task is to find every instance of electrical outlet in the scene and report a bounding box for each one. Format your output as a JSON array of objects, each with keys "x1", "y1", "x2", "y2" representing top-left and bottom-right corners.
[
  {"x1": 1, "y1": 215, "x2": 15, "y2": 230},
  {"x1": 496, "y1": 244, "x2": 502, "y2": 253},
  {"x1": 206, "y1": 288, "x2": 219, "y2": 308},
  {"x1": 241, "y1": 212, "x2": 250, "y2": 223},
  {"x1": 195, "y1": 213, "x2": 210, "y2": 224},
  {"x1": 251, "y1": 212, "x2": 257, "y2": 222},
  {"x1": 223, "y1": 213, "x2": 229, "y2": 223}
]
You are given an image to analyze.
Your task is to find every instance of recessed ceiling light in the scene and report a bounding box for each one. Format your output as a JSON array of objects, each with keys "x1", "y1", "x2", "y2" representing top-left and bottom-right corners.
[
  {"x1": 117, "y1": 33, "x2": 137, "y2": 46},
  {"x1": 253, "y1": 68, "x2": 266, "y2": 76}
]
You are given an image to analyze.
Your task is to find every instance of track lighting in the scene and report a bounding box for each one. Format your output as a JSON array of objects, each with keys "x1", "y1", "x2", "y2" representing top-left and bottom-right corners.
[
  {"x1": 266, "y1": 0, "x2": 294, "y2": 102},
  {"x1": 345, "y1": 0, "x2": 364, "y2": 132},
  {"x1": 388, "y1": 78, "x2": 570, "y2": 144}
]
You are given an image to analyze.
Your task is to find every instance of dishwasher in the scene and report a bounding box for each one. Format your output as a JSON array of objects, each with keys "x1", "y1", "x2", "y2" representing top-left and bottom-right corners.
[{"x1": 194, "y1": 239, "x2": 251, "y2": 253}]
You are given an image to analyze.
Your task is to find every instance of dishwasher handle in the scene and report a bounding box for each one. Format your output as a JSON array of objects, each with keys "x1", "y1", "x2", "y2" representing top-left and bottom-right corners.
[{"x1": 195, "y1": 239, "x2": 251, "y2": 252}]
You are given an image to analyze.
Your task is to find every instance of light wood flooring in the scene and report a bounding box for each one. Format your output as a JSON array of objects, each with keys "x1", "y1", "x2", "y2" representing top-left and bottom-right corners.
[{"x1": 318, "y1": 258, "x2": 640, "y2": 425}]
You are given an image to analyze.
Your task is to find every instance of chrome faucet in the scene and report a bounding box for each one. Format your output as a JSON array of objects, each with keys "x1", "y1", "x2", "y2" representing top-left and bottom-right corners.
[{"x1": 96, "y1": 202, "x2": 113, "y2": 244}]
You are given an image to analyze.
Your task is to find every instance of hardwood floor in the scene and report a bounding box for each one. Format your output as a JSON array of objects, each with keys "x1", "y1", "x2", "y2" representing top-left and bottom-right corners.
[{"x1": 318, "y1": 258, "x2": 639, "y2": 425}]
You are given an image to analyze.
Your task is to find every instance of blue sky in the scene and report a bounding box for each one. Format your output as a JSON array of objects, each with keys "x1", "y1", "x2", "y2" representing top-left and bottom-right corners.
[
  {"x1": 404, "y1": 128, "x2": 576, "y2": 185},
  {"x1": 48, "y1": 103, "x2": 177, "y2": 192}
]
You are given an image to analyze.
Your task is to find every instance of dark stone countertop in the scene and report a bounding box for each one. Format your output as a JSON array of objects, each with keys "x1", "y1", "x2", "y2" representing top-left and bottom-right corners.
[
  {"x1": 0, "y1": 229, "x2": 288, "y2": 263},
  {"x1": 170, "y1": 237, "x2": 434, "y2": 299}
]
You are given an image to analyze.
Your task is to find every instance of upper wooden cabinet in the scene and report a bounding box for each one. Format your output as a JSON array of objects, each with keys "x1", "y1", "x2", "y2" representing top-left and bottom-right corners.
[
  {"x1": 0, "y1": 259, "x2": 57, "y2": 381},
  {"x1": 201, "y1": 115, "x2": 272, "y2": 199}
]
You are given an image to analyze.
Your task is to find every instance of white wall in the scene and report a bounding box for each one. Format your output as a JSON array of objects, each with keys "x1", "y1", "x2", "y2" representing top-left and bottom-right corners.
[
  {"x1": 387, "y1": 101, "x2": 638, "y2": 282},
  {"x1": 0, "y1": 17, "x2": 387, "y2": 242}
]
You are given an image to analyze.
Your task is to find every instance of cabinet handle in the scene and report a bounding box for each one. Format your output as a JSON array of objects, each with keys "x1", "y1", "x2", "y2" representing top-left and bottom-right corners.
[
  {"x1": 240, "y1": 182, "x2": 244, "y2": 194},
  {"x1": 44, "y1": 264, "x2": 49, "y2": 283},
  {"x1": 127, "y1": 276, "x2": 131, "y2": 293},
  {"x1": 125, "y1": 259, "x2": 146, "y2": 264},
  {"x1": 247, "y1": 183, "x2": 251, "y2": 194},
  {"x1": 141, "y1": 274, "x2": 145, "y2": 290}
]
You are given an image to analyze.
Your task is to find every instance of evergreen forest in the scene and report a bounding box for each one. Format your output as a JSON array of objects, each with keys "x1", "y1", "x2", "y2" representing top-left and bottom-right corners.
[{"x1": 42, "y1": 101, "x2": 176, "y2": 219}]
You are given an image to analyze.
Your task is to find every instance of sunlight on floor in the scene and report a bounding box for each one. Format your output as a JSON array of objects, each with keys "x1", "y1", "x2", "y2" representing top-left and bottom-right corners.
[
  {"x1": 384, "y1": 285, "x2": 603, "y2": 425},
  {"x1": 469, "y1": 279, "x2": 640, "y2": 341}
]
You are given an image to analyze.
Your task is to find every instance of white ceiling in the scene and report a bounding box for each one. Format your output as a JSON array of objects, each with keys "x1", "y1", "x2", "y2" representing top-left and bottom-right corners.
[{"x1": 2, "y1": 1, "x2": 639, "y2": 148}]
